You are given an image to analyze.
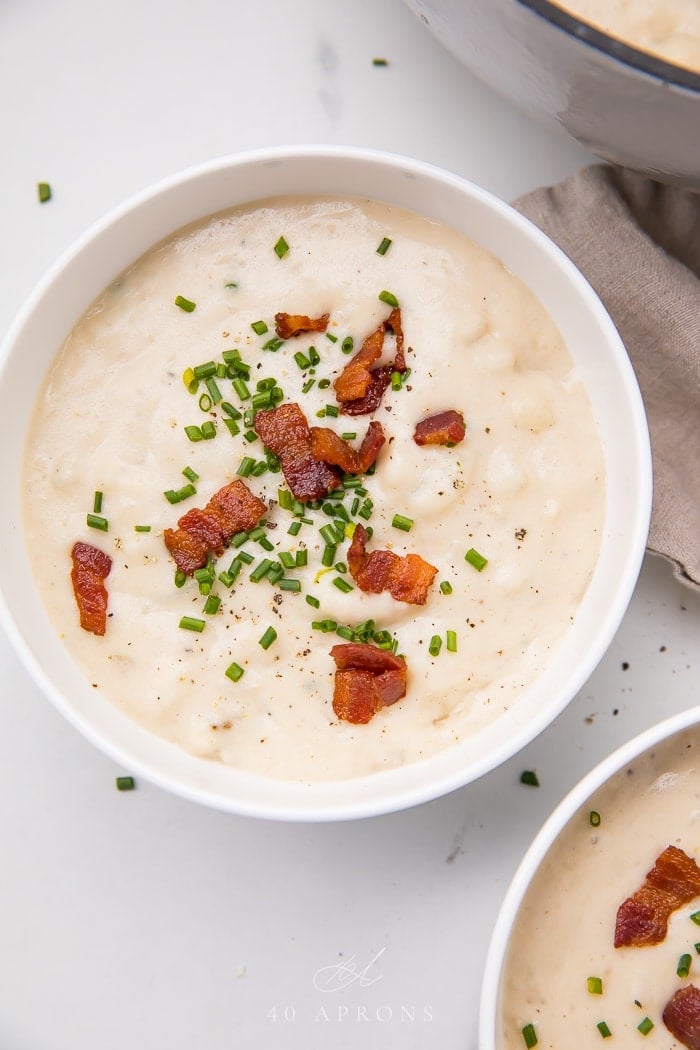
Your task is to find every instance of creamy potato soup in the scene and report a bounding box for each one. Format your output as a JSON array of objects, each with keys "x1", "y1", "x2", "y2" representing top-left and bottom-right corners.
[
  {"x1": 551, "y1": 0, "x2": 700, "y2": 73},
  {"x1": 23, "y1": 196, "x2": 605, "y2": 781},
  {"x1": 499, "y1": 728, "x2": 700, "y2": 1048}
]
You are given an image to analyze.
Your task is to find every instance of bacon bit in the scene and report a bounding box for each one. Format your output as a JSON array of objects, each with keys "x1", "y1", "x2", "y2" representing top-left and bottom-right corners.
[
  {"x1": 274, "y1": 311, "x2": 330, "y2": 339},
  {"x1": 413, "y1": 409, "x2": 466, "y2": 447},
  {"x1": 663, "y1": 985, "x2": 700, "y2": 1049},
  {"x1": 330, "y1": 643, "x2": 407, "y2": 724},
  {"x1": 334, "y1": 307, "x2": 406, "y2": 415},
  {"x1": 70, "y1": 541, "x2": 112, "y2": 636},
  {"x1": 164, "y1": 480, "x2": 266, "y2": 575},
  {"x1": 347, "y1": 523, "x2": 437, "y2": 605},
  {"x1": 255, "y1": 402, "x2": 341, "y2": 502},
  {"x1": 614, "y1": 846, "x2": 700, "y2": 948},
  {"x1": 310, "y1": 420, "x2": 385, "y2": 475}
]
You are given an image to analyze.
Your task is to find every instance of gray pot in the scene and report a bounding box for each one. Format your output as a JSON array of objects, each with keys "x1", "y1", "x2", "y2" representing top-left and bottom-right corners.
[{"x1": 405, "y1": 0, "x2": 700, "y2": 186}]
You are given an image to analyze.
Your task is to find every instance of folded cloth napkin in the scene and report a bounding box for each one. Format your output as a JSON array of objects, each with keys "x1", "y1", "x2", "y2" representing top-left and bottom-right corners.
[{"x1": 514, "y1": 165, "x2": 700, "y2": 592}]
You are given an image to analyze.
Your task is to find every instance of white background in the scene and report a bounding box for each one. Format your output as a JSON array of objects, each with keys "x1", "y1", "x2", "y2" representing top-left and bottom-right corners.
[{"x1": 1, "y1": 2, "x2": 698, "y2": 1048}]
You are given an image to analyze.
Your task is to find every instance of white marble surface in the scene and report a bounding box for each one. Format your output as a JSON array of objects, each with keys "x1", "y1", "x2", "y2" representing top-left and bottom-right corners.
[{"x1": 0, "y1": 2, "x2": 698, "y2": 1048}]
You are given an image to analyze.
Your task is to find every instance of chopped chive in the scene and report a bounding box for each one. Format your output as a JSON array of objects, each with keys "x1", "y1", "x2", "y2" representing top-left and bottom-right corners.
[
  {"x1": 596, "y1": 1021, "x2": 612, "y2": 1039},
  {"x1": 183, "y1": 367, "x2": 198, "y2": 394},
  {"x1": 429, "y1": 635, "x2": 442, "y2": 657},
  {"x1": 321, "y1": 545, "x2": 337, "y2": 568},
  {"x1": 225, "y1": 661, "x2": 245, "y2": 682},
  {"x1": 294, "y1": 351, "x2": 311, "y2": 370},
  {"x1": 198, "y1": 393, "x2": 213, "y2": 412},
  {"x1": 224, "y1": 419, "x2": 240, "y2": 437},
  {"x1": 243, "y1": 408, "x2": 255, "y2": 427},
  {"x1": 391, "y1": 370, "x2": 402, "y2": 391},
  {"x1": 520, "y1": 770, "x2": 540, "y2": 787},
  {"x1": 376, "y1": 236, "x2": 392, "y2": 256},
  {"x1": 251, "y1": 320, "x2": 268, "y2": 336},
  {"x1": 115, "y1": 775, "x2": 135, "y2": 791},
  {"x1": 259, "y1": 625, "x2": 278, "y2": 650},
  {"x1": 308, "y1": 346, "x2": 320, "y2": 365},
  {"x1": 692, "y1": 911, "x2": 700, "y2": 926},
  {"x1": 277, "y1": 488, "x2": 293, "y2": 511},
  {"x1": 86, "y1": 513, "x2": 108, "y2": 531},
  {"x1": 134, "y1": 524, "x2": 151, "y2": 533},
  {"x1": 193, "y1": 361, "x2": 217, "y2": 379},
  {"x1": 236, "y1": 457, "x2": 256, "y2": 477},
  {"x1": 372, "y1": 57, "x2": 388, "y2": 66},
  {"x1": 182, "y1": 465, "x2": 199, "y2": 483},
  {"x1": 175, "y1": 294, "x2": 196, "y2": 313},
  {"x1": 678, "y1": 953, "x2": 692, "y2": 978},
  {"x1": 246, "y1": 431, "x2": 260, "y2": 445},
  {"x1": 589, "y1": 810, "x2": 601, "y2": 827},
  {"x1": 200, "y1": 421, "x2": 216, "y2": 440},
  {"x1": 93, "y1": 490, "x2": 103, "y2": 513},
  {"x1": 279, "y1": 578, "x2": 301, "y2": 593},
  {"x1": 320, "y1": 524, "x2": 339, "y2": 546},
  {"x1": 218, "y1": 571, "x2": 234, "y2": 588},
  {"x1": 302, "y1": 378, "x2": 316, "y2": 394},
  {"x1": 306, "y1": 594, "x2": 320, "y2": 609},
  {"x1": 440, "y1": 581, "x2": 453, "y2": 595},
  {"x1": 163, "y1": 483, "x2": 196, "y2": 504},
  {"x1": 446, "y1": 629, "x2": 457, "y2": 652},
  {"x1": 637, "y1": 1018, "x2": 654, "y2": 1036},
  {"x1": 312, "y1": 619, "x2": 337, "y2": 633},
  {"x1": 351, "y1": 497, "x2": 360, "y2": 515},
  {"x1": 326, "y1": 332, "x2": 338, "y2": 343},
  {"x1": 587, "y1": 977, "x2": 603, "y2": 995},
  {"x1": 262, "y1": 336, "x2": 284, "y2": 352},
  {"x1": 392, "y1": 513, "x2": 413, "y2": 532},
  {"x1": 274, "y1": 236, "x2": 289, "y2": 259},
  {"x1": 179, "y1": 615, "x2": 205, "y2": 633},
  {"x1": 341, "y1": 336, "x2": 354, "y2": 355},
  {"x1": 295, "y1": 549, "x2": 308, "y2": 568},
  {"x1": 378, "y1": 289, "x2": 399, "y2": 308},
  {"x1": 278, "y1": 551, "x2": 296, "y2": 570},
  {"x1": 256, "y1": 377, "x2": 276, "y2": 391},
  {"x1": 237, "y1": 550, "x2": 254, "y2": 565},
  {"x1": 233, "y1": 377, "x2": 251, "y2": 400},
  {"x1": 229, "y1": 359, "x2": 250, "y2": 378},
  {"x1": 318, "y1": 377, "x2": 331, "y2": 389},
  {"x1": 251, "y1": 390, "x2": 272, "y2": 411},
  {"x1": 333, "y1": 577, "x2": 353, "y2": 593},
  {"x1": 37, "y1": 181, "x2": 52, "y2": 203},
  {"x1": 267, "y1": 564, "x2": 284, "y2": 585},
  {"x1": 287, "y1": 520, "x2": 302, "y2": 536},
  {"x1": 521, "y1": 1024, "x2": 538, "y2": 1048},
  {"x1": 250, "y1": 559, "x2": 273, "y2": 583},
  {"x1": 465, "y1": 547, "x2": 488, "y2": 572},
  {"x1": 174, "y1": 569, "x2": 187, "y2": 589},
  {"x1": 203, "y1": 594, "x2": 221, "y2": 616},
  {"x1": 221, "y1": 402, "x2": 242, "y2": 419},
  {"x1": 205, "y1": 376, "x2": 222, "y2": 404},
  {"x1": 341, "y1": 432, "x2": 357, "y2": 441},
  {"x1": 184, "y1": 424, "x2": 203, "y2": 442},
  {"x1": 316, "y1": 408, "x2": 326, "y2": 419},
  {"x1": 335, "y1": 625, "x2": 354, "y2": 641},
  {"x1": 230, "y1": 531, "x2": 249, "y2": 548},
  {"x1": 325, "y1": 404, "x2": 339, "y2": 418},
  {"x1": 225, "y1": 281, "x2": 238, "y2": 289},
  {"x1": 215, "y1": 362, "x2": 227, "y2": 379},
  {"x1": 696, "y1": 943, "x2": 700, "y2": 954}
]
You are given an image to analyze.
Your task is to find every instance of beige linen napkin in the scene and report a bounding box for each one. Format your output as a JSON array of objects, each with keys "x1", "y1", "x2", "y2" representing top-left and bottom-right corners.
[{"x1": 514, "y1": 165, "x2": 700, "y2": 592}]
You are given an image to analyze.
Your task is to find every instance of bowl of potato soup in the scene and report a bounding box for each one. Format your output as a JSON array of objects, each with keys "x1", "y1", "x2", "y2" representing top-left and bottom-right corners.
[
  {"x1": 482, "y1": 705, "x2": 700, "y2": 1050},
  {"x1": 0, "y1": 147, "x2": 650, "y2": 819}
]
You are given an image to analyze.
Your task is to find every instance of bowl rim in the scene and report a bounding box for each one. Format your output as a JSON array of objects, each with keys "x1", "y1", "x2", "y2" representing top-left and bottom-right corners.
[
  {"x1": 479, "y1": 702, "x2": 700, "y2": 1046},
  {"x1": 0, "y1": 144, "x2": 653, "y2": 820},
  {"x1": 518, "y1": 0, "x2": 700, "y2": 93}
]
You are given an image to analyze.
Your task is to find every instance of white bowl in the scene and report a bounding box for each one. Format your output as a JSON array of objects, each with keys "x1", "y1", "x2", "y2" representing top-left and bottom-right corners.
[
  {"x1": 0, "y1": 146, "x2": 651, "y2": 820},
  {"x1": 480, "y1": 704, "x2": 700, "y2": 1047}
]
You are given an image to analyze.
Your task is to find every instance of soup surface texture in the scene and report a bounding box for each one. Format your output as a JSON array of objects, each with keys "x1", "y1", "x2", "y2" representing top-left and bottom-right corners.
[
  {"x1": 551, "y1": 0, "x2": 700, "y2": 72},
  {"x1": 23, "y1": 196, "x2": 605, "y2": 781},
  {"x1": 499, "y1": 728, "x2": 700, "y2": 1048}
]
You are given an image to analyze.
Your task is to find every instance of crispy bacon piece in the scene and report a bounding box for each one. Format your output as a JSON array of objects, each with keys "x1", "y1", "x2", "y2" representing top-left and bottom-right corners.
[
  {"x1": 347, "y1": 523, "x2": 437, "y2": 605},
  {"x1": 413, "y1": 409, "x2": 466, "y2": 447},
  {"x1": 614, "y1": 845, "x2": 700, "y2": 948},
  {"x1": 254, "y1": 402, "x2": 340, "y2": 502},
  {"x1": 70, "y1": 541, "x2": 112, "y2": 636},
  {"x1": 330, "y1": 643, "x2": 407, "y2": 724},
  {"x1": 164, "y1": 480, "x2": 266, "y2": 575},
  {"x1": 663, "y1": 985, "x2": 700, "y2": 1049},
  {"x1": 274, "y1": 311, "x2": 330, "y2": 339},
  {"x1": 310, "y1": 420, "x2": 385, "y2": 475},
  {"x1": 334, "y1": 307, "x2": 407, "y2": 415}
]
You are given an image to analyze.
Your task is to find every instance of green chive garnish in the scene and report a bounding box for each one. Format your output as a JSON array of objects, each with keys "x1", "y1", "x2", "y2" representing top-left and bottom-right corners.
[
  {"x1": 37, "y1": 181, "x2": 52, "y2": 203},
  {"x1": 446, "y1": 630, "x2": 457, "y2": 652},
  {"x1": 184, "y1": 425, "x2": 203, "y2": 442},
  {"x1": 691, "y1": 911, "x2": 700, "y2": 926},
  {"x1": 193, "y1": 361, "x2": 217, "y2": 379},
  {"x1": 372, "y1": 57, "x2": 388, "y2": 66},
  {"x1": 318, "y1": 377, "x2": 331, "y2": 389},
  {"x1": 637, "y1": 1018, "x2": 654, "y2": 1036},
  {"x1": 678, "y1": 953, "x2": 692, "y2": 978},
  {"x1": 179, "y1": 616, "x2": 205, "y2": 633},
  {"x1": 203, "y1": 594, "x2": 221, "y2": 616},
  {"x1": 590, "y1": 810, "x2": 601, "y2": 827},
  {"x1": 174, "y1": 295, "x2": 196, "y2": 312},
  {"x1": 174, "y1": 570, "x2": 187, "y2": 589},
  {"x1": 262, "y1": 336, "x2": 284, "y2": 352},
  {"x1": 259, "y1": 626, "x2": 278, "y2": 650},
  {"x1": 274, "y1": 236, "x2": 289, "y2": 258},
  {"x1": 287, "y1": 520, "x2": 302, "y2": 536},
  {"x1": 341, "y1": 336, "x2": 354, "y2": 355},
  {"x1": 440, "y1": 581, "x2": 453, "y2": 595},
  {"x1": 86, "y1": 513, "x2": 108, "y2": 531},
  {"x1": 134, "y1": 524, "x2": 151, "y2": 532},
  {"x1": 520, "y1": 770, "x2": 540, "y2": 787},
  {"x1": 93, "y1": 490, "x2": 103, "y2": 513},
  {"x1": 200, "y1": 421, "x2": 216, "y2": 440},
  {"x1": 205, "y1": 376, "x2": 222, "y2": 404},
  {"x1": 596, "y1": 1021, "x2": 612, "y2": 1039},
  {"x1": 521, "y1": 1024, "x2": 538, "y2": 1048},
  {"x1": 236, "y1": 457, "x2": 255, "y2": 478},
  {"x1": 225, "y1": 661, "x2": 245, "y2": 682},
  {"x1": 312, "y1": 619, "x2": 337, "y2": 633},
  {"x1": 115, "y1": 775, "x2": 135, "y2": 791},
  {"x1": 326, "y1": 332, "x2": 338, "y2": 343},
  {"x1": 429, "y1": 635, "x2": 442, "y2": 657},
  {"x1": 221, "y1": 402, "x2": 242, "y2": 419},
  {"x1": 333, "y1": 577, "x2": 353, "y2": 593},
  {"x1": 306, "y1": 595, "x2": 320, "y2": 609},
  {"x1": 378, "y1": 289, "x2": 399, "y2": 308},
  {"x1": 587, "y1": 977, "x2": 603, "y2": 995},
  {"x1": 251, "y1": 320, "x2": 268, "y2": 336},
  {"x1": 233, "y1": 377, "x2": 251, "y2": 400},
  {"x1": 391, "y1": 513, "x2": 413, "y2": 532},
  {"x1": 391, "y1": 371, "x2": 402, "y2": 391},
  {"x1": 225, "y1": 281, "x2": 238, "y2": 289},
  {"x1": 182, "y1": 466, "x2": 199, "y2": 483},
  {"x1": 279, "y1": 578, "x2": 301, "y2": 593},
  {"x1": 250, "y1": 559, "x2": 273, "y2": 583},
  {"x1": 465, "y1": 547, "x2": 488, "y2": 572},
  {"x1": 376, "y1": 237, "x2": 392, "y2": 256},
  {"x1": 294, "y1": 351, "x2": 311, "y2": 370}
]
